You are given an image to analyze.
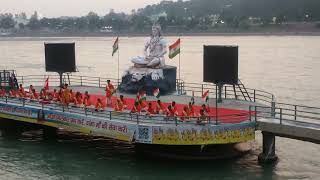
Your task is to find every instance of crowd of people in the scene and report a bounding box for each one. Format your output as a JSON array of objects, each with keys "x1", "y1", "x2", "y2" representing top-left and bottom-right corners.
[{"x1": 0, "y1": 80, "x2": 212, "y2": 123}]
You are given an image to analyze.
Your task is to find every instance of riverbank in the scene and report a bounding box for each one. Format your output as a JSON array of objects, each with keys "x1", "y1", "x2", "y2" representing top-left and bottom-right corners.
[{"x1": 1, "y1": 31, "x2": 320, "y2": 38}]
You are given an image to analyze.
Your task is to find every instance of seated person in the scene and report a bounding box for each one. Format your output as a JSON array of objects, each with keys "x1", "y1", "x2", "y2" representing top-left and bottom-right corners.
[
  {"x1": 9, "y1": 89, "x2": 17, "y2": 97},
  {"x1": 114, "y1": 99, "x2": 124, "y2": 112},
  {"x1": 201, "y1": 104, "x2": 210, "y2": 116},
  {"x1": 18, "y1": 84, "x2": 26, "y2": 97},
  {"x1": 171, "y1": 101, "x2": 177, "y2": 112},
  {"x1": 52, "y1": 89, "x2": 59, "y2": 101},
  {"x1": 83, "y1": 94, "x2": 92, "y2": 108},
  {"x1": 197, "y1": 109, "x2": 207, "y2": 125},
  {"x1": 140, "y1": 100, "x2": 148, "y2": 112},
  {"x1": 39, "y1": 88, "x2": 47, "y2": 100},
  {"x1": 188, "y1": 102, "x2": 195, "y2": 117},
  {"x1": 56, "y1": 89, "x2": 63, "y2": 103},
  {"x1": 166, "y1": 105, "x2": 178, "y2": 117},
  {"x1": 147, "y1": 102, "x2": 156, "y2": 115},
  {"x1": 28, "y1": 85, "x2": 34, "y2": 96},
  {"x1": 95, "y1": 98, "x2": 104, "y2": 111},
  {"x1": 156, "y1": 100, "x2": 166, "y2": 114},
  {"x1": 0, "y1": 87, "x2": 6, "y2": 97},
  {"x1": 180, "y1": 106, "x2": 190, "y2": 121},
  {"x1": 69, "y1": 89, "x2": 75, "y2": 103},
  {"x1": 74, "y1": 92, "x2": 83, "y2": 106},
  {"x1": 131, "y1": 101, "x2": 141, "y2": 114},
  {"x1": 30, "y1": 89, "x2": 39, "y2": 100},
  {"x1": 119, "y1": 95, "x2": 127, "y2": 109},
  {"x1": 47, "y1": 92, "x2": 53, "y2": 101}
]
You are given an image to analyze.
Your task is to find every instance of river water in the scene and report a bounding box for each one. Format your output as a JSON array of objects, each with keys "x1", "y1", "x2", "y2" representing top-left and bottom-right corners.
[{"x1": 0, "y1": 36, "x2": 319, "y2": 179}]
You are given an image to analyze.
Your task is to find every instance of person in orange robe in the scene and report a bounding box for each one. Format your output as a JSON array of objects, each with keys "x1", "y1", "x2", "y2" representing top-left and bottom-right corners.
[
  {"x1": 69, "y1": 89, "x2": 75, "y2": 103},
  {"x1": 39, "y1": 88, "x2": 47, "y2": 100},
  {"x1": 95, "y1": 98, "x2": 104, "y2": 111},
  {"x1": 28, "y1": 85, "x2": 34, "y2": 97},
  {"x1": 105, "y1": 80, "x2": 115, "y2": 106},
  {"x1": 180, "y1": 106, "x2": 190, "y2": 121},
  {"x1": 147, "y1": 102, "x2": 156, "y2": 115},
  {"x1": 188, "y1": 102, "x2": 195, "y2": 117},
  {"x1": 18, "y1": 84, "x2": 26, "y2": 97},
  {"x1": 114, "y1": 99, "x2": 124, "y2": 112},
  {"x1": 30, "y1": 89, "x2": 39, "y2": 100},
  {"x1": 0, "y1": 87, "x2": 6, "y2": 97},
  {"x1": 166, "y1": 105, "x2": 178, "y2": 117},
  {"x1": 171, "y1": 101, "x2": 178, "y2": 113},
  {"x1": 119, "y1": 95, "x2": 127, "y2": 109},
  {"x1": 131, "y1": 101, "x2": 141, "y2": 114},
  {"x1": 9, "y1": 89, "x2": 17, "y2": 97},
  {"x1": 83, "y1": 94, "x2": 92, "y2": 107},
  {"x1": 74, "y1": 92, "x2": 83, "y2": 106},
  {"x1": 155, "y1": 100, "x2": 166, "y2": 114},
  {"x1": 201, "y1": 104, "x2": 210, "y2": 116},
  {"x1": 52, "y1": 89, "x2": 58, "y2": 101},
  {"x1": 197, "y1": 109, "x2": 207, "y2": 125},
  {"x1": 62, "y1": 84, "x2": 71, "y2": 106}
]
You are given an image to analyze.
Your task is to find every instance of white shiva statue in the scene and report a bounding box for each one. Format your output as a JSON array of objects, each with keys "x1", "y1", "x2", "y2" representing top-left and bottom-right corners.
[{"x1": 131, "y1": 24, "x2": 167, "y2": 68}]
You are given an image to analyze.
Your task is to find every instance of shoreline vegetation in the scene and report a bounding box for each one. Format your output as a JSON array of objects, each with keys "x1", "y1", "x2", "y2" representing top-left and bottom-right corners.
[
  {"x1": 1, "y1": 0, "x2": 320, "y2": 38},
  {"x1": 1, "y1": 31, "x2": 320, "y2": 38}
]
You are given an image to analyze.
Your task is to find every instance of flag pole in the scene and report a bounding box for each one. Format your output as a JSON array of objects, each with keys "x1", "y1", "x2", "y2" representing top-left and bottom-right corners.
[
  {"x1": 117, "y1": 41, "x2": 120, "y2": 86},
  {"x1": 178, "y1": 37, "x2": 181, "y2": 81}
]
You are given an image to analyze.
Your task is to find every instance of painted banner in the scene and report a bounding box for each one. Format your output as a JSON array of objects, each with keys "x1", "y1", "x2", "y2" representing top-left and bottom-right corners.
[
  {"x1": 152, "y1": 122, "x2": 255, "y2": 145},
  {"x1": 44, "y1": 111, "x2": 136, "y2": 142},
  {"x1": 0, "y1": 103, "x2": 38, "y2": 119}
]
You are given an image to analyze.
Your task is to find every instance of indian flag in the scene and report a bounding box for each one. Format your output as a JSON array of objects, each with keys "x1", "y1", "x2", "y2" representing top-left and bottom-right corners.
[
  {"x1": 137, "y1": 90, "x2": 146, "y2": 102},
  {"x1": 153, "y1": 88, "x2": 160, "y2": 98},
  {"x1": 112, "y1": 37, "x2": 119, "y2": 56},
  {"x1": 169, "y1": 38, "x2": 180, "y2": 59},
  {"x1": 202, "y1": 90, "x2": 209, "y2": 102}
]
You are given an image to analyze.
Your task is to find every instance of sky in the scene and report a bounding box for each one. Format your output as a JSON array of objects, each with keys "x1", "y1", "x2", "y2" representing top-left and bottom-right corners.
[{"x1": 1, "y1": 0, "x2": 168, "y2": 18}]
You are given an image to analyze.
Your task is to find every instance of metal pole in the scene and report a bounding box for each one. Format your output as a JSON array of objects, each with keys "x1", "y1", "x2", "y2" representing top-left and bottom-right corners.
[
  {"x1": 294, "y1": 105, "x2": 297, "y2": 121},
  {"x1": 280, "y1": 108, "x2": 282, "y2": 124},
  {"x1": 255, "y1": 106, "x2": 257, "y2": 122},
  {"x1": 215, "y1": 84, "x2": 218, "y2": 124},
  {"x1": 249, "y1": 105, "x2": 252, "y2": 121},
  {"x1": 224, "y1": 86, "x2": 227, "y2": 99},
  {"x1": 80, "y1": 76, "x2": 83, "y2": 86},
  {"x1": 179, "y1": 38, "x2": 181, "y2": 81},
  {"x1": 254, "y1": 89, "x2": 256, "y2": 102},
  {"x1": 117, "y1": 46, "x2": 120, "y2": 86}
]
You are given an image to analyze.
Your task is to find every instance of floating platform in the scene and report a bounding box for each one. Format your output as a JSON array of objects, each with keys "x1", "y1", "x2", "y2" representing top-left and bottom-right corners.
[{"x1": 0, "y1": 75, "x2": 274, "y2": 159}]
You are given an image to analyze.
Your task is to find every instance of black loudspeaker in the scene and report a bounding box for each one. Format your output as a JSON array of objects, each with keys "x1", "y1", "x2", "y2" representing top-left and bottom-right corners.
[
  {"x1": 203, "y1": 45, "x2": 238, "y2": 85},
  {"x1": 45, "y1": 43, "x2": 76, "y2": 73}
]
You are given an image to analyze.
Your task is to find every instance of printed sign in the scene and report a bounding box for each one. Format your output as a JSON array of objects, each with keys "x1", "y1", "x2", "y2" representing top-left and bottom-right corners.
[
  {"x1": 136, "y1": 125, "x2": 153, "y2": 143},
  {"x1": 44, "y1": 111, "x2": 136, "y2": 142},
  {"x1": 152, "y1": 122, "x2": 255, "y2": 145}
]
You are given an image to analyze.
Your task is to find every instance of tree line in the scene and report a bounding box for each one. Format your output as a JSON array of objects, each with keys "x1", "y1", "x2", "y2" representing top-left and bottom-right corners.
[{"x1": 0, "y1": 0, "x2": 319, "y2": 33}]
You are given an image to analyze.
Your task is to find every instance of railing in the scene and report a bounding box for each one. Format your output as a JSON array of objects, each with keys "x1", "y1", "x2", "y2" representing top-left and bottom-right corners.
[
  {"x1": 15, "y1": 74, "x2": 275, "y2": 106},
  {"x1": 0, "y1": 96, "x2": 252, "y2": 126},
  {"x1": 251, "y1": 102, "x2": 320, "y2": 126}
]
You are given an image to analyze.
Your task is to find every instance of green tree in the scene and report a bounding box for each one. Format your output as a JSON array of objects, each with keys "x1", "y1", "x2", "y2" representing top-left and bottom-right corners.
[
  {"x1": 28, "y1": 11, "x2": 40, "y2": 30},
  {"x1": 0, "y1": 13, "x2": 15, "y2": 29}
]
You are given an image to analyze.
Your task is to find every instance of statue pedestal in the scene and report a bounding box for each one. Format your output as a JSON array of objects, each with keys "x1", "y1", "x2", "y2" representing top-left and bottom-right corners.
[{"x1": 118, "y1": 65, "x2": 177, "y2": 96}]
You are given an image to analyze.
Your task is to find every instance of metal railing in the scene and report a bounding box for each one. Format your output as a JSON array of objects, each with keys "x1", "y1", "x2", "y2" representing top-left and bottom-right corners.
[
  {"x1": 0, "y1": 96, "x2": 252, "y2": 126},
  {"x1": 15, "y1": 74, "x2": 275, "y2": 106},
  {"x1": 251, "y1": 102, "x2": 320, "y2": 126}
]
